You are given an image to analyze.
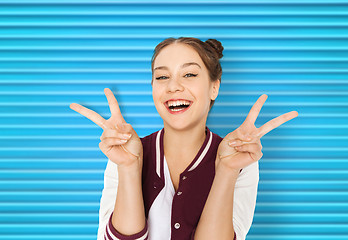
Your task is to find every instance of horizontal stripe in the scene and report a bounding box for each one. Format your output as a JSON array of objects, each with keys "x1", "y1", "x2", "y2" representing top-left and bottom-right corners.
[
  {"x1": 0, "y1": 170, "x2": 103, "y2": 173},
  {"x1": 1, "y1": 170, "x2": 347, "y2": 174},
  {"x1": 1, "y1": 158, "x2": 346, "y2": 161},
  {"x1": 2, "y1": 34, "x2": 348, "y2": 38},
  {"x1": 1, "y1": 68, "x2": 348, "y2": 72},
  {"x1": 1, "y1": 135, "x2": 347, "y2": 139},
  {"x1": 0, "y1": 191, "x2": 101, "y2": 194},
  {"x1": 257, "y1": 202, "x2": 348, "y2": 206},
  {"x1": 2, "y1": 47, "x2": 348, "y2": 50},
  {"x1": 0, "y1": 202, "x2": 344, "y2": 207},
  {"x1": 0, "y1": 180, "x2": 103, "y2": 184},
  {"x1": 3, "y1": 181, "x2": 348, "y2": 191},
  {"x1": 259, "y1": 180, "x2": 348, "y2": 184},
  {"x1": 0, "y1": 123, "x2": 346, "y2": 128},
  {"x1": 1, "y1": 113, "x2": 348, "y2": 118},
  {"x1": 1, "y1": 180, "x2": 346, "y2": 184},
  {"x1": 3, "y1": 58, "x2": 348, "y2": 61},
  {"x1": 1, "y1": 213, "x2": 348, "y2": 221},
  {"x1": 1, "y1": 1, "x2": 347, "y2": 4},
  {"x1": 0, "y1": 102, "x2": 347, "y2": 106},
  {"x1": 1, "y1": 91, "x2": 348, "y2": 95},
  {"x1": 2, "y1": 12, "x2": 348, "y2": 16},
  {"x1": 0, "y1": 147, "x2": 347, "y2": 151},
  {"x1": 0, "y1": 236, "x2": 95, "y2": 240},
  {"x1": 2, "y1": 22, "x2": 348, "y2": 26},
  {"x1": 247, "y1": 236, "x2": 348, "y2": 240},
  {"x1": 0, "y1": 190, "x2": 347, "y2": 194},
  {"x1": 0, "y1": 80, "x2": 347, "y2": 84},
  {"x1": 0, "y1": 235, "x2": 335, "y2": 240}
]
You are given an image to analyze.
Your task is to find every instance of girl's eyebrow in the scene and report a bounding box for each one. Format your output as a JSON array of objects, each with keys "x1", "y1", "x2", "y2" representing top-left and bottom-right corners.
[{"x1": 154, "y1": 62, "x2": 201, "y2": 71}]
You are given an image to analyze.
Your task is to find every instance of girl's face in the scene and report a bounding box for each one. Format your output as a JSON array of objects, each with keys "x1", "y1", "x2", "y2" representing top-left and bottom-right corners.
[{"x1": 152, "y1": 43, "x2": 220, "y2": 132}]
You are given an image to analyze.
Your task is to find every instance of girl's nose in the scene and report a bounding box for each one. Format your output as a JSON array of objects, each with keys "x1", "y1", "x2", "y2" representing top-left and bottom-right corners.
[{"x1": 166, "y1": 77, "x2": 184, "y2": 93}]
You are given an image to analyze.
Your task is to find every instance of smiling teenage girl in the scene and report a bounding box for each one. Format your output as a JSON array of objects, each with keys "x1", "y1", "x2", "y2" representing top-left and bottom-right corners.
[{"x1": 70, "y1": 37, "x2": 298, "y2": 240}]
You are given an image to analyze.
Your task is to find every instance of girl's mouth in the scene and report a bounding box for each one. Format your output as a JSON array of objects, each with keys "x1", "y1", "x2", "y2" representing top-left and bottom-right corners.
[{"x1": 165, "y1": 99, "x2": 193, "y2": 115}]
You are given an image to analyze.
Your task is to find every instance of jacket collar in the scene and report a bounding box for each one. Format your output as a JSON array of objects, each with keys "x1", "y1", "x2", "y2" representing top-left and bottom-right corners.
[{"x1": 155, "y1": 126, "x2": 213, "y2": 180}]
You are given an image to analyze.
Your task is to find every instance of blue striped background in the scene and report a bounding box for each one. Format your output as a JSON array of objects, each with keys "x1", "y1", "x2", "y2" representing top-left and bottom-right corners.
[{"x1": 0, "y1": 0, "x2": 347, "y2": 239}]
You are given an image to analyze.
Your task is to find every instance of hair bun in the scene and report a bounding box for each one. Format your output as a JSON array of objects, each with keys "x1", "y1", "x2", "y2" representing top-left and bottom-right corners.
[{"x1": 205, "y1": 39, "x2": 224, "y2": 59}]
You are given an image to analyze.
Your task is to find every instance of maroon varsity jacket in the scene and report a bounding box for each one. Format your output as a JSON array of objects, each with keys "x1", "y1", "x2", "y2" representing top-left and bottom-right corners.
[{"x1": 105, "y1": 126, "x2": 240, "y2": 240}]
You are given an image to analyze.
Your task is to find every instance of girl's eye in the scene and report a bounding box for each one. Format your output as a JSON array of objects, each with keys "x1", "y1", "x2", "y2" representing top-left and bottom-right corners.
[
  {"x1": 185, "y1": 73, "x2": 197, "y2": 78},
  {"x1": 155, "y1": 73, "x2": 197, "y2": 80},
  {"x1": 155, "y1": 76, "x2": 169, "y2": 80}
]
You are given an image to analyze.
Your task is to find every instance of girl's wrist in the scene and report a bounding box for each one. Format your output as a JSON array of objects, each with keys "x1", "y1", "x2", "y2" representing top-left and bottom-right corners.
[
  {"x1": 117, "y1": 160, "x2": 142, "y2": 176},
  {"x1": 215, "y1": 160, "x2": 240, "y2": 183}
]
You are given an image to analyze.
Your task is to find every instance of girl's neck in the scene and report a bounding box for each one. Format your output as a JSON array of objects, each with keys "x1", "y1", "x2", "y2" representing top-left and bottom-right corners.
[{"x1": 163, "y1": 123, "x2": 207, "y2": 161}]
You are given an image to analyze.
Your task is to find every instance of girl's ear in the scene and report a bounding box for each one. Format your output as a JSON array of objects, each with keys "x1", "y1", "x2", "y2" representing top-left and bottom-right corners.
[{"x1": 211, "y1": 79, "x2": 220, "y2": 101}]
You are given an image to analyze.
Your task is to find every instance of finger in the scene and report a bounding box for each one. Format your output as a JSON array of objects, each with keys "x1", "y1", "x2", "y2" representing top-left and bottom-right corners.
[
  {"x1": 99, "y1": 139, "x2": 127, "y2": 153},
  {"x1": 115, "y1": 122, "x2": 133, "y2": 134},
  {"x1": 235, "y1": 142, "x2": 261, "y2": 152},
  {"x1": 243, "y1": 94, "x2": 268, "y2": 126},
  {"x1": 232, "y1": 129, "x2": 250, "y2": 141},
  {"x1": 100, "y1": 130, "x2": 132, "y2": 141},
  {"x1": 229, "y1": 135, "x2": 257, "y2": 146},
  {"x1": 258, "y1": 110, "x2": 299, "y2": 138},
  {"x1": 70, "y1": 103, "x2": 107, "y2": 129},
  {"x1": 235, "y1": 143, "x2": 263, "y2": 161},
  {"x1": 101, "y1": 138, "x2": 129, "y2": 147},
  {"x1": 104, "y1": 88, "x2": 126, "y2": 122},
  {"x1": 240, "y1": 133, "x2": 257, "y2": 142},
  {"x1": 236, "y1": 129, "x2": 258, "y2": 143},
  {"x1": 228, "y1": 139, "x2": 243, "y2": 146}
]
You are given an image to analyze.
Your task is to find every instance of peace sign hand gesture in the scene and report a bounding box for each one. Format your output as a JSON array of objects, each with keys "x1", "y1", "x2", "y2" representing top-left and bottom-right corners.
[
  {"x1": 216, "y1": 94, "x2": 298, "y2": 175},
  {"x1": 70, "y1": 88, "x2": 143, "y2": 168}
]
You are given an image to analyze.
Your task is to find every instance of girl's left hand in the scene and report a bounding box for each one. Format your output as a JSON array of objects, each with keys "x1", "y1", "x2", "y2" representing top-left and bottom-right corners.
[{"x1": 216, "y1": 94, "x2": 299, "y2": 174}]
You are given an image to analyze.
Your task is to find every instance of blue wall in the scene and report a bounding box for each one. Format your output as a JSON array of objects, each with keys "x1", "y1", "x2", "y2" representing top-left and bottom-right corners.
[{"x1": 0, "y1": 0, "x2": 347, "y2": 239}]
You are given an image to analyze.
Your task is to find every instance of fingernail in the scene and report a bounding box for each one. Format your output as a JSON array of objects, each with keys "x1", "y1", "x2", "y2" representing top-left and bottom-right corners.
[
  {"x1": 120, "y1": 139, "x2": 127, "y2": 143},
  {"x1": 229, "y1": 141, "x2": 237, "y2": 146},
  {"x1": 123, "y1": 134, "x2": 132, "y2": 139}
]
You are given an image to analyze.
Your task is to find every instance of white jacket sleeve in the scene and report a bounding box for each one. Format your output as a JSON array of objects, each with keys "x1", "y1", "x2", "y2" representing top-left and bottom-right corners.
[
  {"x1": 97, "y1": 159, "x2": 119, "y2": 240},
  {"x1": 233, "y1": 161, "x2": 260, "y2": 240},
  {"x1": 97, "y1": 159, "x2": 149, "y2": 240}
]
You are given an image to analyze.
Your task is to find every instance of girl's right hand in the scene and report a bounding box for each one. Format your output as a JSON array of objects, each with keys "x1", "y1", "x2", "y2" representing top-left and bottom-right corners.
[{"x1": 69, "y1": 88, "x2": 143, "y2": 168}]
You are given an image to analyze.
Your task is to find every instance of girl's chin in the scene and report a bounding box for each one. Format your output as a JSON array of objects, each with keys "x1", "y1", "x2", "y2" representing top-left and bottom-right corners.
[{"x1": 163, "y1": 119, "x2": 201, "y2": 132}]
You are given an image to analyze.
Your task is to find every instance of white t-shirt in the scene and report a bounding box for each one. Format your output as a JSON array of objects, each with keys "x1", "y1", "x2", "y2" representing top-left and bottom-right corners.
[{"x1": 147, "y1": 156, "x2": 175, "y2": 239}]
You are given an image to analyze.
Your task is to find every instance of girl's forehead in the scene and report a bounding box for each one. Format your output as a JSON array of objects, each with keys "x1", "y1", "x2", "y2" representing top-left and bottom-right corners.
[{"x1": 154, "y1": 43, "x2": 204, "y2": 69}]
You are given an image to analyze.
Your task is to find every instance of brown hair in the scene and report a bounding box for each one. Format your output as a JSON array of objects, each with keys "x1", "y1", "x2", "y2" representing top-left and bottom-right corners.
[{"x1": 150, "y1": 37, "x2": 224, "y2": 109}]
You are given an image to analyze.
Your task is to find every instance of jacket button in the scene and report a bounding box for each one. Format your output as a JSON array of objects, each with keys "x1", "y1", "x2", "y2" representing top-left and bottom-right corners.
[
  {"x1": 174, "y1": 222, "x2": 181, "y2": 229},
  {"x1": 182, "y1": 176, "x2": 187, "y2": 180},
  {"x1": 177, "y1": 191, "x2": 182, "y2": 196}
]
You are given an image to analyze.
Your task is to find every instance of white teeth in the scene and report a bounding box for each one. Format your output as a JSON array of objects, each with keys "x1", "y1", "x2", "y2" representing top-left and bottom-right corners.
[
  {"x1": 170, "y1": 108, "x2": 185, "y2": 112},
  {"x1": 167, "y1": 100, "x2": 191, "y2": 107}
]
